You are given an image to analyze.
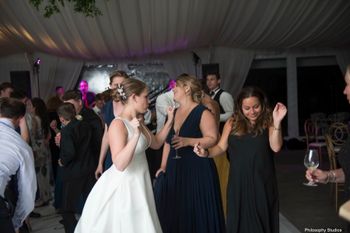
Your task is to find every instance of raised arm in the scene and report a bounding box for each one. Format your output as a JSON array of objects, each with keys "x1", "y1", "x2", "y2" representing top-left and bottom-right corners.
[
  {"x1": 149, "y1": 106, "x2": 174, "y2": 150},
  {"x1": 269, "y1": 102, "x2": 287, "y2": 152},
  {"x1": 19, "y1": 117, "x2": 29, "y2": 143}
]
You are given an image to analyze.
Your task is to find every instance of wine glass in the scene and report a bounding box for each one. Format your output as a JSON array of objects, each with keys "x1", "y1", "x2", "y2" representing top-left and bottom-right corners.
[
  {"x1": 303, "y1": 149, "x2": 320, "y2": 186},
  {"x1": 172, "y1": 129, "x2": 181, "y2": 159}
]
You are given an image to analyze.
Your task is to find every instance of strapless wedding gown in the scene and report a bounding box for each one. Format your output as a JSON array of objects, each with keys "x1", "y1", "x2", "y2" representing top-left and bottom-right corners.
[{"x1": 75, "y1": 118, "x2": 162, "y2": 233}]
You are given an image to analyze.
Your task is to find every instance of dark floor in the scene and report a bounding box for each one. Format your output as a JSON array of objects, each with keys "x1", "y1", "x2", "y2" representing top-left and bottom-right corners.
[{"x1": 276, "y1": 148, "x2": 348, "y2": 232}]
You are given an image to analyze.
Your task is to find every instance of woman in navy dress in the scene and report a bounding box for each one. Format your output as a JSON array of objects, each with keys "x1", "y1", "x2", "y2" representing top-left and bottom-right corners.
[
  {"x1": 195, "y1": 86, "x2": 287, "y2": 233},
  {"x1": 154, "y1": 74, "x2": 225, "y2": 233}
]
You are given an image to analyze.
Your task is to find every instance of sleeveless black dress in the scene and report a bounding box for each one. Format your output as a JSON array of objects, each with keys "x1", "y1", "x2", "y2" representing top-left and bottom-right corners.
[
  {"x1": 227, "y1": 129, "x2": 279, "y2": 233},
  {"x1": 154, "y1": 104, "x2": 225, "y2": 233}
]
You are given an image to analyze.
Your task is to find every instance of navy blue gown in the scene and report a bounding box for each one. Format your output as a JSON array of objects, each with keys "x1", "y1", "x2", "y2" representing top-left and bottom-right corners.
[
  {"x1": 227, "y1": 129, "x2": 279, "y2": 233},
  {"x1": 101, "y1": 100, "x2": 115, "y2": 169},
  {"x1": 154, "y1": 104, "x2": 225, "y2": 233}
]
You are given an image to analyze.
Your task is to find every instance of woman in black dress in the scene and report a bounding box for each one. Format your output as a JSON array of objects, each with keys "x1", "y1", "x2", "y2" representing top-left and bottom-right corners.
[
  {"x1": 154, "y1": 74, "x2": 225, "y2": 233},
  {"x1": 194, "y1": 86, "x2": 287, "y2": 233}
]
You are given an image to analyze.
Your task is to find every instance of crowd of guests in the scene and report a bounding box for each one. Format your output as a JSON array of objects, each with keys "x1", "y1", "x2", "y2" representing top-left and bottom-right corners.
[{"x1": 0, "y1": 69, "x2": 290, "y2": 233}]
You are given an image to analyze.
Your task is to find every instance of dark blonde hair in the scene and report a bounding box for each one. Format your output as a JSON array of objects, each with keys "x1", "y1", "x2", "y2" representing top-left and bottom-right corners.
[
  {"x1": 109, "y1": 70, "x2": 129, "y2": 85},
  {"x1": 111, "y1": 78, "x2": 147, "y2": 104},
  {"x1": 232, "y1": 86, "x2": 272, "y2": 136},
  {"x1": 176, "y1": 74, "x2": 202, "y2": 103}
]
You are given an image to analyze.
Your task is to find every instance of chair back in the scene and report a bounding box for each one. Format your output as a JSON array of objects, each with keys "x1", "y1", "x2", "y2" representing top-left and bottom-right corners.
[
  {"x1": 304, "y1": 119, "x2": 325, "y2": 147},
  {"x1": 327, "y1": 122, "x2": 349, "y2": 147},
  {"x1": 325, "y1": 130, "x2": 346, "y2": 211},
  {"x1": 325, "y1": 134, "x2": 337, "y2": 170}
]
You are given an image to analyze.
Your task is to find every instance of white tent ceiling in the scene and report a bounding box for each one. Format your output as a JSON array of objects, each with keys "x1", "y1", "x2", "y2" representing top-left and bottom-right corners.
[
  {"x1": 1, "y1": 0, "x2": 350, "y2": 138},
  {"x1": 1, "y1": 0, "x2": 350, "y2": 60}
]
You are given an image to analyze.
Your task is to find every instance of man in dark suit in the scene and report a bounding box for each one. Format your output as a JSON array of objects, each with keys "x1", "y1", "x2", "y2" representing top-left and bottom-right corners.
[
  {"x1": 62, "y1": 90, "x2": 103, "y2": 167},
  {"x1": 57, "y1": 103, "x2": 96, "y2": 233}
]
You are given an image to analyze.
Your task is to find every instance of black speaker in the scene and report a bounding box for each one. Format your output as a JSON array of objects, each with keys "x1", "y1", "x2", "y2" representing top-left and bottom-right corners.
[
  {"x1": 202, "y1": 63, "x2": 219, "y2": 79},
  {"x1": 10, "y1": 71, "x2": 32, "y2": 98}
]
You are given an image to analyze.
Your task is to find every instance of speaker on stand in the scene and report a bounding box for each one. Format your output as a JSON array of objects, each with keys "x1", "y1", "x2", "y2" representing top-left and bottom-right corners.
[{"x1": 10, "y1": 71, "x2": 32, "y2": 98}]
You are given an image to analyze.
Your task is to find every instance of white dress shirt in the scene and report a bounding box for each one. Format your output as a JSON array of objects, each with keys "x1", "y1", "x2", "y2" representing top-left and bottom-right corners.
[
  {"x1": 0, "y1": 118, "x2": 36, "y2": 230},
  {"x1": 155, "y1": 90, "x2": 175, "y2": 133},
  {"x1": 211, "y1": 88, "x2": 234, "y2": 122}
]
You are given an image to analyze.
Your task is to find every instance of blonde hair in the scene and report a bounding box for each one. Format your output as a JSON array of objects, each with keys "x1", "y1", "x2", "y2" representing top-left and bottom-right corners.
[
  {"x1": 176, "y1": 74, "x2": 202, "y2": 103},
  {"x1": 111, "y1": 78, "x2": 147, "y2": 104}
]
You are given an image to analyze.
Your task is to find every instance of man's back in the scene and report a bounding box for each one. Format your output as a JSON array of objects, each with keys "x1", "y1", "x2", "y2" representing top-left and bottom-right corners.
[
  {"x1": 155, "y1": 90, "x2": 174, "y2": 133},
  {"x1": 59, "y1": 119, "x2": 95, "y2": 180},
  {"x1": 80, "y1": 107, "x2": 103, "y2": 165},
  {"x1": 0, "y1": 119, "x2": 36, "y2": 230}
]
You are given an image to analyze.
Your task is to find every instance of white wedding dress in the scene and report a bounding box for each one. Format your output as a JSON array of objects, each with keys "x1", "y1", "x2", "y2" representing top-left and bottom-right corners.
[{"x1": 75, "y1": 118, "x2": 162, "y2": 233}]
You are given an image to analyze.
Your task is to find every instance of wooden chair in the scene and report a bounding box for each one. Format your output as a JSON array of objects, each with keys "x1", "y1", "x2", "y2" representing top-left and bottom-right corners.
[
  {"x1": 304, "y1": 119, "x2": 327, "y2": 166},
  {"x1": 327, "y1": 122, "x2": 349, "y2": 154},
  {"x1": 325, "y1": 134, "x2": 345, "y2": 211}
]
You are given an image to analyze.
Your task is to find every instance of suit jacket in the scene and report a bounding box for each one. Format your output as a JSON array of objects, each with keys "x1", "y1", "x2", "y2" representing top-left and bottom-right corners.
[
  {"x1": 80, "y1": 107, "x2": 104, "y2": 165},
  {"x1": 59, "y1": 119, "x2": 96, "y2": 181}
]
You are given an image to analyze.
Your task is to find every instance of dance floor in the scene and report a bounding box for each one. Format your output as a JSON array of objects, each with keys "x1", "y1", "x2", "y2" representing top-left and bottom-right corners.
[
  {"x1": 30, "y1": 205, "x2": 300, "y2": 233},
  {"x1": 30, "y1": 148, "x2": 347, "y2": 233}
]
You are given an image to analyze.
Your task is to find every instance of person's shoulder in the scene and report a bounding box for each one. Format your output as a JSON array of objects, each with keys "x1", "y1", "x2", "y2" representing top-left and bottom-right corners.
[
  {"x1": 221, "y1": 90, "x2": 232, "y2": 98},
  {"x1": 109, "y1": 117, "x2": 127, "y2": 131},
  {"x1": 0, "y1": 127, "x2": 33, "y2": 155},
  {"x1": 156, "y1": 91, "x2": 168, "y2": 101},
  {"x1": 221, "y1": 89, "x2": 233, "y2": 96},
  {"x1": 82, "y1": 107, "x2": 99, "y2": 118},
  {"x1": 196, "y1": 103, "x2": 208, "y2": 112}
]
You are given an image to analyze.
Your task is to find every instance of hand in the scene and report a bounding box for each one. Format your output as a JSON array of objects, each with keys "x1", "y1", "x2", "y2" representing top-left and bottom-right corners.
[
  {"x1": 155, "y1": 168, "x2": 165, "y2": 177},
  {"x1": 130, "y1": 117, "x2": 140, "y2": 135},
  {"x1": 171, "y1": 134, "x2": 186, "y2": 149},
  {"x1": 272, "y1": 102, "x2": 287, "y2": 124},
  {"x1": 305, "y1": 168, "x2": 328, "y2": 184},
  {"x1": 55, "y1": 132, "x2": 61, "y2": 147},
  {"x1": 137, "y1": 113, "x2": 145, "y2": 124},
  {"x1": 50, "y1": 120, "x2": 57, "y2": 130},
  {"x1": 193, "y1": 143, "x2": 208, "y2": 157},
  {"x1": 166, "y1": 105, "x2": 175, "y2": 122},
  {"x1": 58, "y1": 159, "x2": 63, "y2": 167},
  {"x1": 95, "y1": 164, "x2": 103, "y2": 180}
]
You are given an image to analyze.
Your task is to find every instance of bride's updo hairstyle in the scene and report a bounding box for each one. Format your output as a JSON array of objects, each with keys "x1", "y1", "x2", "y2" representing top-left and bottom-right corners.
[{"x1": 111, "y1": 78, "x2": 147, "y2": 104}]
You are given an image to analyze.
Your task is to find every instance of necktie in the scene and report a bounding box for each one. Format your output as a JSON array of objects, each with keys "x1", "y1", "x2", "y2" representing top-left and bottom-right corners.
[{"x1": 210, "y1": 91, "x2": 215, "y2": 97}]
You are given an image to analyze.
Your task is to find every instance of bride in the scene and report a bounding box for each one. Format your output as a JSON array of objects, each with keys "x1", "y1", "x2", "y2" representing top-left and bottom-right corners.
[{"x1": 75, "y1": 78, "x2": 174, "y2": 233}]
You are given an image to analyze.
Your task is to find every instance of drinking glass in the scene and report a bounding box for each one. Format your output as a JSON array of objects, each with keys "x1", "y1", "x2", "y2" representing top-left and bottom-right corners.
[
  {"x1": 303, "y1": 149, "x2": 320, "y2": 186},
  {"x1": 172, "y1": 130, "x2": 181, "y2": 159}
]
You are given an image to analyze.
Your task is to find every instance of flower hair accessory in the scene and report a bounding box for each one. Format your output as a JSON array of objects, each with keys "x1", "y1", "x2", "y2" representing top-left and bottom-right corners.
[{"x1": 117, "y1": 84, "x2": 127, "y2": 100}]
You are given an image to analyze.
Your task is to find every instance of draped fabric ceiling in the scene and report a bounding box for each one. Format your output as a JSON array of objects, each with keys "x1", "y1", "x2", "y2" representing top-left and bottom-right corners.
[
  {"x1": 1, "y1": 0, "x2": 350, "y2": 137},
  {"x1": 1, "y1": 0, "x2": 350, "y2": 59}
]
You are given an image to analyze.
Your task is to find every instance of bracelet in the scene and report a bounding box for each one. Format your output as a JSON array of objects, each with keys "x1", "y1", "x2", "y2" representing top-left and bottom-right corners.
[
  {"x1": 330, "y1": 170, "x2": 336, "y2": 182},
  {"x1": 273, "y1": 127, "x2": 281, "y2": 131},
  {"x1": 325, "y1": 171, "x2": 331, "y2": 184},
  {"x1": 326, "y1": 170, "x2": 336, "y2": 184}
]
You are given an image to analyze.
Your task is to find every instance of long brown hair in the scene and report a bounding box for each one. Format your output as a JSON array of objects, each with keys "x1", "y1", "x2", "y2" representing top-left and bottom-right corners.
[{"x1": 232, "y1": 86, "x2": 272, "y2": 136}]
